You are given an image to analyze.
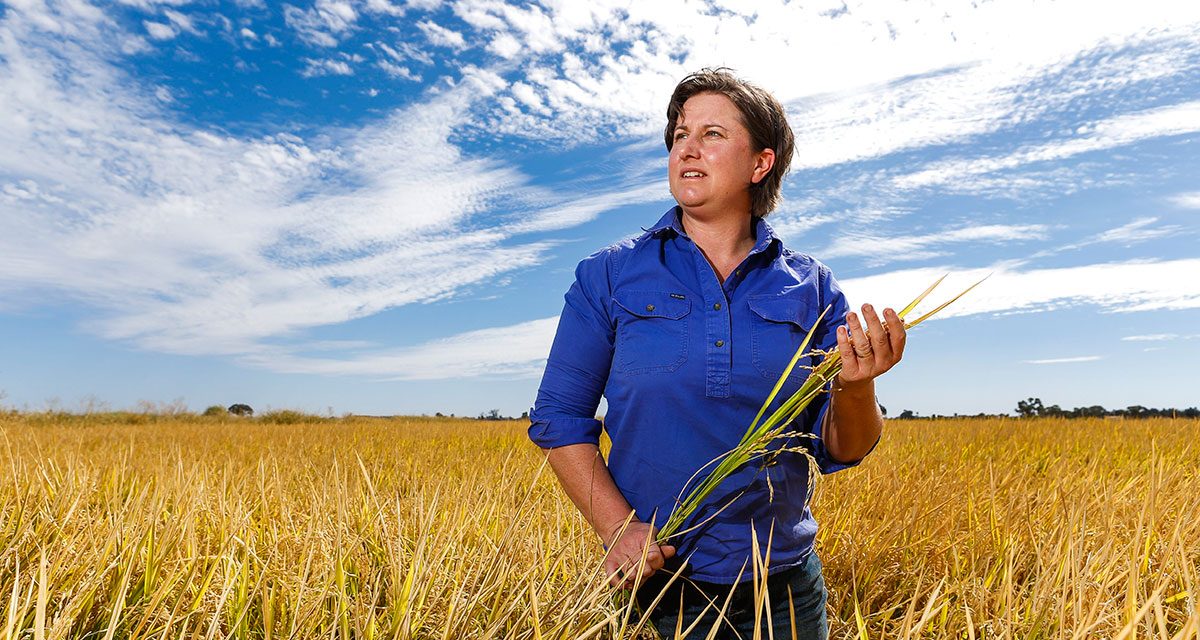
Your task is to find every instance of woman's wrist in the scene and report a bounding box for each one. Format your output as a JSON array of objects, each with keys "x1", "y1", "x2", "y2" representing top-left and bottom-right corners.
[
  {"x1": 600, "y1": 511, "x2": 638, "y2": 546},
  {"x1": 833, "y1": 375, "x2": 875, "y2": 397}
]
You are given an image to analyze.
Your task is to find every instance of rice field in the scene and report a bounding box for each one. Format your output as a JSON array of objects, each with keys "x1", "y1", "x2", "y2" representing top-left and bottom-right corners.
[{"x1": 1, "y1": 411, "x2": 1197, "y2": 639}]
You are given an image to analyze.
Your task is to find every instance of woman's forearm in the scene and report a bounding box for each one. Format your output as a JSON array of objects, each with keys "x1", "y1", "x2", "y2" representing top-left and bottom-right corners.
[
  {"x1": 542, "y1": 443, "x2": 636, "y2": 544},
  {"x1": 823, "y1": 378, "x2": 883, "y2": 463}
]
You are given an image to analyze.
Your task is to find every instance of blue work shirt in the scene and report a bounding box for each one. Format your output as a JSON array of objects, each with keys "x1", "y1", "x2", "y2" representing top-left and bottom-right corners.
[{"x1": 529, "y1": 206, "x2": 862, "y2": 583}]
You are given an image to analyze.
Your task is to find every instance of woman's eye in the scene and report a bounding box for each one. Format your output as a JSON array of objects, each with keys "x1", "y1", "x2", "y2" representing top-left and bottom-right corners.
[
  {"x1": 674, "y1": 131, "x2": 688, "y2": 141},
  {"x1": 705, "y1": 130, "x2": 722, "y2": 138}
]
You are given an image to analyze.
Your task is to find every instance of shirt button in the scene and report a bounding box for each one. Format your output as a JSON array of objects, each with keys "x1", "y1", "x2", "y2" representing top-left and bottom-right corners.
[
  {"x1": 713, "y1": 303, "x2": 722, "y2": 311},
  {"x1": 715, "y1": 340, "x2": 725, "y2": 347},
  {"x1": 645, "y1": 304, "x2": 655, "y2": 312}
]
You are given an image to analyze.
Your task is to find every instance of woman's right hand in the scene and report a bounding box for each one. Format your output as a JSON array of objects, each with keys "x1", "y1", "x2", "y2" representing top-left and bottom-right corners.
[{"x1": 603, "y1": 521, "x2": 677, "y2": 589}]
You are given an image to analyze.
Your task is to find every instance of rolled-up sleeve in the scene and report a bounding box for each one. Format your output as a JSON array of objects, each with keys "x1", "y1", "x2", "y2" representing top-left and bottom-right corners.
[
  {"x1": 798, "y1": 264, "x2": 878, "y2": 474},
  {"x1": 528, "y1": 249, "x2": 615, "y2": 449}
]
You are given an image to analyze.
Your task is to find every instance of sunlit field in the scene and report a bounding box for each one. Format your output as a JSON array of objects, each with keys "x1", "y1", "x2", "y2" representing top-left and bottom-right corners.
[{"x1": 1, "y1": 412, "x2": 1197, "y2": 639}]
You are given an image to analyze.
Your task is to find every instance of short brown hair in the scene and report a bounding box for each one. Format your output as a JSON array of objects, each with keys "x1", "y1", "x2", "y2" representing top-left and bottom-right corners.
[{"x1": 664, "y1": 68, "x2": 794, "y2": 218}]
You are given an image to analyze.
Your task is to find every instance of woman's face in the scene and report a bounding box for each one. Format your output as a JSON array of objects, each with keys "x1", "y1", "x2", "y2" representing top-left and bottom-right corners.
[{"x1": 668, "y1": 92, "x2": 774, "y2": 219}]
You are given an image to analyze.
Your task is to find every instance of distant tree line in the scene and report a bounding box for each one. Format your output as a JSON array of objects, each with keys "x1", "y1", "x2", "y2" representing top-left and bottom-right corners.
[
  {"x1": 889, "y1": 398, "x2": 1200, "y2": 420},
  {"x1": 471, "y1": 409, "x2": 530, "y2": 421},
  {"x1": 1013, "y1": 397, "x2": 1199, "y2": 419}
]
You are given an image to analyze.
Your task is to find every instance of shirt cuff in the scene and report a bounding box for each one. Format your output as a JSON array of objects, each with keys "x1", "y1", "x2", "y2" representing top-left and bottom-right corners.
[
  {"x1": 527, "y1": 412, "x2": 603, "y2": 449},
  {"x1": 808, "y1": 399, "x2": 879, "y2": 474}
]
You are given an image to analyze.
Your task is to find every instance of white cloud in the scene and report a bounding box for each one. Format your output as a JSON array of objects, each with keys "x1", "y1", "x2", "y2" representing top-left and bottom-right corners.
[
  {"x1": 143, "y1": 20, "x2": 176, "y2": 40},
  {"x1": 487, "y1": 32, "x2": 520, "y2": 59},
  {"x1": 374, "y1": 40, "x2": 433, "y2": 66},
  {"x1": 1022, "y1": 356, "x2": 1104, "y2": 365},
  {"x1": 1122, "y1": 333, "x2": 1198, "y2": 341},
  {"x1": 247, "y1": 317, "x2": 559, "y2": 379},
  {"x1": 240, "y1": 27, "x2": 257, "y2": 40},
  {"x1": 364, "y1": 0, "x2": 406, "y2": 17},
  {"x1": 283, "y1": 0, "x2": 358, "y2": 47},
  {"x1": 162, "y1": 9, "x2": 200, "y2": 35},
  {"x1": 894, "y1": 100, "x2": 1200, "y2": 190},
  {"x1": 0, "y1": 5, "x2": 561, "y2": 357},
  {"x1": 838, "y1": 258, "x2": 1200, "y2": 320},
  {"x1": 250, "y1": 253, "x2": 1200, "y2": 379},
  {"x1": 1092, "y1": 217, "x2": 1180, "y2": 245},
  {"x1": 425, "y1": 0, "x2": 1200, "y2": 163},
  {"x1": 377, "y1": 60, "x2": 420, "y2": 81},
  {"x1": 506, "y1": 180, "x2": 672, "y2": 235},
  {"x1": 301, "y1": 57, "x2": 354, "y2": 77},
  {"x1": 6, "y1": 0, "x2": 1200, "y2": 384},
  {"x1": 417, "y1": 19, "x2": 466, "y2": 50},
  {"x1": 1169, "y1": 191, "x2": 1200, "y2": 209},
  {"x1": 1033, "y1": 216, "x2": 1187, "y2": 259},
  {"x1": 115, "y1": 0, "x2": 191, "y2": 8},
  {"x1": 820, "y1": 224, "x2": 1048, "y2": 263}
]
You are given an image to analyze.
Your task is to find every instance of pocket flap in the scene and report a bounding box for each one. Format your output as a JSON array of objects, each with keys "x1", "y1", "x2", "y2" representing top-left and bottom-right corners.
[
  {"x1": 747, "y1": 295, "x2": 818, "y2": 331},
  {"x1": 613, "y1": 291, "x2": 691, "y2": 320}
]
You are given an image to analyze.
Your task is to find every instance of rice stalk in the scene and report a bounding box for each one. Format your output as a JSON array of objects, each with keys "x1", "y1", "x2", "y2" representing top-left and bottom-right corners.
[{"x1": 658, "y1": 274, "x2": 987, "y2": 543}]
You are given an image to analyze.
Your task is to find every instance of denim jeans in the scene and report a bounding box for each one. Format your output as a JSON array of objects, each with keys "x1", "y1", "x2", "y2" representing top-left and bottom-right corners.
[{"x1": 634, "y1": 551, "x2": 828, "y2": 640}]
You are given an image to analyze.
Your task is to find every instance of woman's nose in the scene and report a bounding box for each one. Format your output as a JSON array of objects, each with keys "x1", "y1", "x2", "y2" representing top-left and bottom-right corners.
[{"x1": 675, "y1": 136, "x2": 700, "y2": 159}]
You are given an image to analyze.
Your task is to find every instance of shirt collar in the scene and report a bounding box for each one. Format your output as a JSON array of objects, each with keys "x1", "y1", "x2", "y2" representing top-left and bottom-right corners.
[{"x1": 646, "y1": 206, "x2": 781, "y2": 256}]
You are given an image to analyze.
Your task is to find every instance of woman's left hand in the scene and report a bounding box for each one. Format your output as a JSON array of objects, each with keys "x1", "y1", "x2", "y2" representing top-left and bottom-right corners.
[{"x1": 835, "y1": 304, "x2": 906, "y2": 387}]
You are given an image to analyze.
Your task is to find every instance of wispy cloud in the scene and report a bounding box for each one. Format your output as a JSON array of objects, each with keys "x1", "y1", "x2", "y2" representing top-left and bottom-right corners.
[
  {"x1": 246, "y1": 317, "x2": 559, "y2": 380},
  {"x1": 4, "y1": 0, "x2": 1200, "y2": 391},
  {"x1": 417, "y1": 19, "x2": 466, "y2": 51},
  {"x1": 143, "y1": 20, "x2": 176, "y2": 40},
  {"x1": 161, "y1": 9, "x2": 200, "y2": 36},
  {"x1": 1169, "y1": 191, "x2": 1200, "y2": 209},
  {"x1": 0, "y1": 5, "x2": 563, "y2": 357},
  {"x1": 252, "y1": 257, "x2": 1200, "y2": 380},
  {"x1": 1122, "y1": 333, "x2": 1198, "y2": 341},
  {"x1": 1031, "y1": 216, "x2": 1188, "y2": 259},
  {"x1": 892, "y1": 101, "x2": 1200, "y2": 191},
  {"x1": 839, "y1": 259, "x2": 1200, "y2": 318},
  {"x1": 1023, "y1": 356, "x2": 1103, "y2": 364},
  {"x1": 412, "y1": 0, "x2": 1200, "y2": 172},
  {"x1": 300, "y1": 56, "x2": 355, "y2": 77},
  {"x1": 1092, "y1": 217, "x2": 1181, "y2": 245},
  {"x1": 820, "y1": 224, "x2": 1047, "y2": 264},
  {"x1": 283, "y1": 0, "x2": 358, "y2": 48},
  {"x1": 0, "y1": 0, "x2": 707, "y2": 364}
]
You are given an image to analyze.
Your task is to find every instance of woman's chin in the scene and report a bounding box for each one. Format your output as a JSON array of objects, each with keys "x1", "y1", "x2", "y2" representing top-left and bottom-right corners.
[{"x1": 672, "y1": 191, "x2": 709, "y2": 211}]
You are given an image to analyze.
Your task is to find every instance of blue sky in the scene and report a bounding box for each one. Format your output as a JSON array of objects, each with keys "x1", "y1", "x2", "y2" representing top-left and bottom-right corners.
[{"x1": 0, "y1": 0, "x2": 1197, "y2": 417}]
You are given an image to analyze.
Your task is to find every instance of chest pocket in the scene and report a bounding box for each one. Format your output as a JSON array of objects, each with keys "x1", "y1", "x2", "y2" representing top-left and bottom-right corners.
[
  {"x1": 612, "y1": 291, "x2": 691, "y2": 374},
  {"x1": 748, "y1": 295, "x2": 823, "y2": 382}
]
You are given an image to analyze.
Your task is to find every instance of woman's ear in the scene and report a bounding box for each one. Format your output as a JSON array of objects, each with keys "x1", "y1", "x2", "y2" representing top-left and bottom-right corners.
[{"x1": 751, "y1": 148, "x2": 776, "y2": 184}]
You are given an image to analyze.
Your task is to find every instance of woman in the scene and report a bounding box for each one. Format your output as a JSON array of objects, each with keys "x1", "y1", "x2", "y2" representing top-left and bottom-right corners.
[{"x1": 528, "y1": 69, "x2": 905, "y2": 639}]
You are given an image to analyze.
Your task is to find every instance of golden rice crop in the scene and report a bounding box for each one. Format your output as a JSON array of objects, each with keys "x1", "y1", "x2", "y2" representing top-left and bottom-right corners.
[{"x1": 0, "y1": 411, "x2": 1196, "y2": 638}]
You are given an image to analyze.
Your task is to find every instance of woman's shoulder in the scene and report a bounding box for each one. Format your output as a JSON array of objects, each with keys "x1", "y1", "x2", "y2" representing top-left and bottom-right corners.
[
  {"x1": 775, "y1": 244, "x2": 837, "y2": 280},
  {"x1": 574, "y1": 232, "x2": 652, "y2": 279}
]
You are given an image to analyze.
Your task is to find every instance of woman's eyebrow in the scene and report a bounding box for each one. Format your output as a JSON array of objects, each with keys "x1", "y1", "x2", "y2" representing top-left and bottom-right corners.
[{"x1": 676, "y1": 122, "x2": 728, "y2": 131}]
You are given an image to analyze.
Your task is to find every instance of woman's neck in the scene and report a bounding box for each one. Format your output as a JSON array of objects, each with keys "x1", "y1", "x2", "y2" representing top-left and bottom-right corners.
[{"x1": 679, "y1": 208, "x2": 756, "y2": 283}]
